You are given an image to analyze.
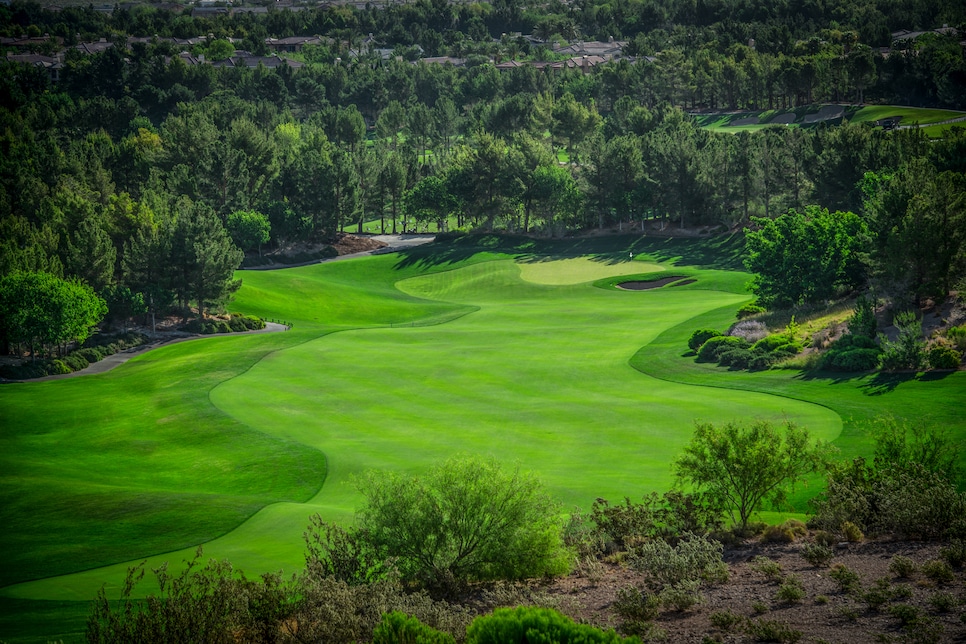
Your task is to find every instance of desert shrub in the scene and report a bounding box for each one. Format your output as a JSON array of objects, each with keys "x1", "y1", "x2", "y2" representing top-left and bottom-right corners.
[
  {"x1": 562, "y1": 507, "x2": 604, "y2": 560},
  {"x1": 737, "y1": 304, "x2": 766, "y2": 319},
  {"x1": 697, "y1": 335, "x2": 747, "y2": 362},
  {"x1": 841, "y1": 521, "x2": 864, "y2": 542},
  {"x1": 829, "y1": 564, "x2": 861, "y2": 594},
  {"x1": 660, "y1": 579, "x2": 703, "y2": 612},
  {"x1": 744, "y1": 618, "x2": 802, "y2": 643},
  {"x1": 873, "y1": 465, "x2": 966, "y2": 539},
  {"x1": 590, "y1": 492, "x2": 723, "y2": 550},
  {"x1": 939, "y1": 540, "x2": 966, "y2": 568},
  {"x1": 372, "y1": 611, "x2": 457, "y2": 644},
  {"x1": 921, "y1": 559, "x2": 954, "y2": 585},
  {"x1": 710, "y1": 610, "x2": 744, "y2": 631},
  {"x1": 87, "y1": 549, "x2": 294, "y2": 644},
  {"x1": 354, "y1": 456, "x2": 568, "y2": 592},
  {"x1": 776, "y1": 575, "x2": 806, "y2": 603},
  {"x1": 889, "y1": 603, "x2": 923, "y2": 625},
  {"x1": 630, "y1": 534, "x2": 727, "y2": 590},
  {"x1": 947, "y1": 324, "x2": 966, "y2": 350},
  {"x1": 928, "y1": 591, "x2": 957, "y2": 613},
  {"x1": 862, "y1": 578, "x2": 892, "y2": 611},
  {"x1": 928, "y1": 345, "x2": 961, "y2": 370},
  {"x1": 815, "y1": 595, "x2": 829, "y2": 604},
  {"x1": 613, "y1": 586, "x2": 660, "y2": 624},
  {"x1": 304, "y1": 516, "x2": 391, "y2": 586},
  {"x1": 290, "y1": 568, "x2": 473, "y2": 643},
  {"x1": 891, "y1": 584, "x2": 914, "y2": 600},
  {"x1": 750, "y1": 556, "x2": 784, "y2": 582},
  {"x1": 688, "y1": 329, "x2": 721, "y2": 352},
  {"x1": 465, "y1": 607, "x2": 639, "y2": 644},
  {"x1": 762, "y1": 519, "x2": 807, "y2": 544},
  {"x1": 800, "y1": 543, "x2": 834, "y2": 567},
  {"x1": 889, "y1": 556, "x2": 917, "y2": 579},
  {"x1": 728, "y1": 319, "x2": 769, "y2": 343},
  {"x1": 880, "y1": 310, "x2": 926, "y2": 371},
  {"x1": 751, "y1": 601, "x2": 768, "y2": 614}
]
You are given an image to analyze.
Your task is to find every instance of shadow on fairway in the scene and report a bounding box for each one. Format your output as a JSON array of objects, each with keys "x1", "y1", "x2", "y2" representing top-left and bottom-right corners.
[{"x1": 393, "y1": 232, "x2": 746, "y2": 271}]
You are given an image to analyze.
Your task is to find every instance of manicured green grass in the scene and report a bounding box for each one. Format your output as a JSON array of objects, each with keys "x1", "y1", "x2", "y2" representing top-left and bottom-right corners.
[
  {"x1": 1, "y1": 233, "x2": 964, "y2": 642},
  {"x1": 848, "y1": 105, "x2": 966, "y2": 126}
]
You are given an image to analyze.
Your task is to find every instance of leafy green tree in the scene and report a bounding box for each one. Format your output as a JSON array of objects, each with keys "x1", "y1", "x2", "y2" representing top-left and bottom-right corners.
[
  {"x1": 354, "y1": 456, "x2": 568, "y2": 590},
  {"x1": 226, "y1": 210, "x2": 270, "y2": 257},
  {"x1": 744, "y1": 206, "x2": 869, "y2": 308},
  {"x1": 404, "y1": 175, "x2": 458, "y2": 232},
  {"x1": 674, "y1": 420, "x2": 833, "y2": 529},
  {"x1": 0, "y1": 271, "x2": 106, "y2": 358}
]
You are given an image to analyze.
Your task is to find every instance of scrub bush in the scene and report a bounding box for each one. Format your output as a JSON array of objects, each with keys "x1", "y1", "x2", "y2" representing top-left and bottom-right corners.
[
  {"x1": 465, "y1": 607, "x2": 640, "y2": 644},
  {"x1": 928, "y1": 345, "x2": 961, "y2": 370}
]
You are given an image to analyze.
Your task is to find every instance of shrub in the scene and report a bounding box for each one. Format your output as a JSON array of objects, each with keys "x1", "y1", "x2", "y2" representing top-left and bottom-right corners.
[
  {"x1": 63, "y1": 353, "x2": 89, "y2": 371},
  {"x1": 355, "y1": 456, "x2": 568, "y2": 592},
  {"x1": 47, "y1": 359, "x2": 71, "y2": 375},
  {"x1": 873, "y1": 465, "x2": 966, "y2": 539},
  {"x1": 215, "y1": 320, "x2": 231, "y2": 333},
  {"x1": 465, "y1": 607, "x2": 639, "y2": 644},
  {"x1": 928, "y1": 345, "x2": 961, "y2": 370},
  {"x1": 888, "y1": 603, "x2": 922, "y2": 626},
  {"x1": 848, "y1": 296, "x2": 878, "y2": 339},
  {"x1": 688, "y1": 329, "x2": 721, "y2": 352},
  {"x1": 947, "y1": 324, "x2": 966, "y2": 350},
  {"x1": 862, "y1": 578, "x2": 892, "y2": 611},
  {"x1": 841, "y1": 521, "x2": 863, "y2": 542},
  {"x1": 630, "y1": 534, "x2": 727, "y2": 590},
  {"x1": 939, "y1": 539, "x2": 966, "y2": 568},
  {"x1": 928, "y1": 591, "x2": 956, "y2": 613},
  {"x1": 800, "y1": 543, "x2": 834, "y2": 567},
  {"x1": 613, "y1": 586, "x2": 660, "y2": 623},
  {"x1": 75, "y1": 347, "x2": 104, "y2": 363},
  {"x1": 828, "y1": 564, "x2": 861, "y2": 594},
  {"x1": 590, "y1": 492, "x2": 724, "y2": 550},
  {"x1": 776, "y1": 575, "x2": 806, "y2": 604},
  {"x1": 228, "y1": 315, "x2": 248, "y2": 332},
  {"x1": 921, "y1": 559, "x2": 954, "y2": 585},
  {"x1": 889, "y1": 555, "x2": 917, "y2": 579},
  {"x1": 697, "y1": 335, "x2": 747, "y2": 362},
  {"x1": 372, "y1": 611, "x2": 457, "y2": 644},
  {"x1": 737, "y1": 304, "x2": 766, "y2": 319},
  {"x1": 749, "y1": 556, "x2": 783, "y2": 582},
  {"x1": 710, "y1": 610, "x2": 744, "y2": 631},
  {"x1": 660, "y1": 579, "x2": 703, "y2": 612},
  {"x1": 744, "y1": 619, "x2": 802, "y2": 643}
]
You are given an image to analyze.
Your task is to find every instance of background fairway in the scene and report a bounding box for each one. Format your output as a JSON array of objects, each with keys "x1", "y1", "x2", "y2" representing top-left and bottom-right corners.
[{"x1": 2, "y1": 235, "x2": 965, "y2": 643}]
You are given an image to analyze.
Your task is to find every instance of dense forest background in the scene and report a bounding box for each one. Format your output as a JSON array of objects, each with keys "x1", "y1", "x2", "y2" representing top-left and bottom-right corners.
[{"x1": 2, "y1": 0, "x2": 966, "y2": 344}]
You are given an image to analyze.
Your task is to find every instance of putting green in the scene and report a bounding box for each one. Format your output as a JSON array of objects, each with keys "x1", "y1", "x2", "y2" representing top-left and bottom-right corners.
[
  {"x1": 3, "y1": 255, "x2": 843, "y2": 603},
  {"x1": 518, "y1": 257, "x2": 662, "y2": 285}
]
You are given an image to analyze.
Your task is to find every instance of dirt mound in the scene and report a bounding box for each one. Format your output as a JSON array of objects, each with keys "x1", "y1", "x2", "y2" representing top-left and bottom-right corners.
[{"x1": 331, "y1": 233, "x2": 388, "y2": 255}]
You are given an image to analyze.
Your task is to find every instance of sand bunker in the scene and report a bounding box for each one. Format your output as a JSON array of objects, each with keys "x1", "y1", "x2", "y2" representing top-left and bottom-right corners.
[{"x1": 617, "y1": 276, "x2": 692, "y2": 290}]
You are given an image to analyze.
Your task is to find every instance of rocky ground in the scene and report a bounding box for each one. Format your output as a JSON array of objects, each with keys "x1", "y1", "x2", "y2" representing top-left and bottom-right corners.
[{"x1": 540, "y1": 537, "x2": 966, "y2": 643}]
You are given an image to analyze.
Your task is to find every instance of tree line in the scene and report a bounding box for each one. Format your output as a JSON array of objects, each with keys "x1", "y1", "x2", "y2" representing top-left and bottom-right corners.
[{"x1": 2, "y1": 0, "x2": 966, "y2": 355}]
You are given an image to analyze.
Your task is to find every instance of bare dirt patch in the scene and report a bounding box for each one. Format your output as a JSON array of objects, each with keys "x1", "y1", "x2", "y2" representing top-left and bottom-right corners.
[
  {"x1": 330, "y1": 233, "x2": 389, "y2": 255},
  {"x1": 618, "y1": 276, "x2": 689, "y2": 290}
]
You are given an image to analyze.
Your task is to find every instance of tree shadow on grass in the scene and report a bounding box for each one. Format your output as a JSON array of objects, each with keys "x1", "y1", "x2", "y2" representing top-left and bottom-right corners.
[
  {"x1": 393, "y1": 232, "x2": 747, "y2": 271},
  {"x1": 794, "y1": 368, "x2": 952, "y2": 396}
]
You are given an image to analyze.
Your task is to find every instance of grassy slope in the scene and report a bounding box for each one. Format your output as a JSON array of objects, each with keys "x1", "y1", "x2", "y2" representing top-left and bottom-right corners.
[{"x1": 2, "y1": 234, "x2": 964, "y2": 642}]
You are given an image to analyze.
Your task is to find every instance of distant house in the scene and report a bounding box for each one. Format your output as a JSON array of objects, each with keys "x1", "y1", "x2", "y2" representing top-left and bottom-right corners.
[
  {"x1": 211, "y1": 50, "x2": 304, "y2": 69},
  {"x1": 418, "y1": 56, "x2": 466, "y2": 67},
  {"x1": 0, "y1": 35, "x2": 64, "y2": 49},
  {"x1": 265, "y1": 36, "x2": 325, "y2": 53},
  {"x1": 73, "y1": 39, "x2": 114, "y2": 55},
  {"x1": 891, "y1": 25, "x2": 959, "y2": 43},
  {"x1": 5, "y1": 52, "x2": 63, "y2": 82},
  {"x1": 552, "y1": 39, "x2": 626, "y2": 58}
]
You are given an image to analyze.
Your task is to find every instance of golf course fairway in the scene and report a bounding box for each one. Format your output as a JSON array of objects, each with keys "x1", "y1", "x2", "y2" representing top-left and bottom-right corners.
[{"x1": 2, "y1": 235, "x2": 964, "y2": 642}]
